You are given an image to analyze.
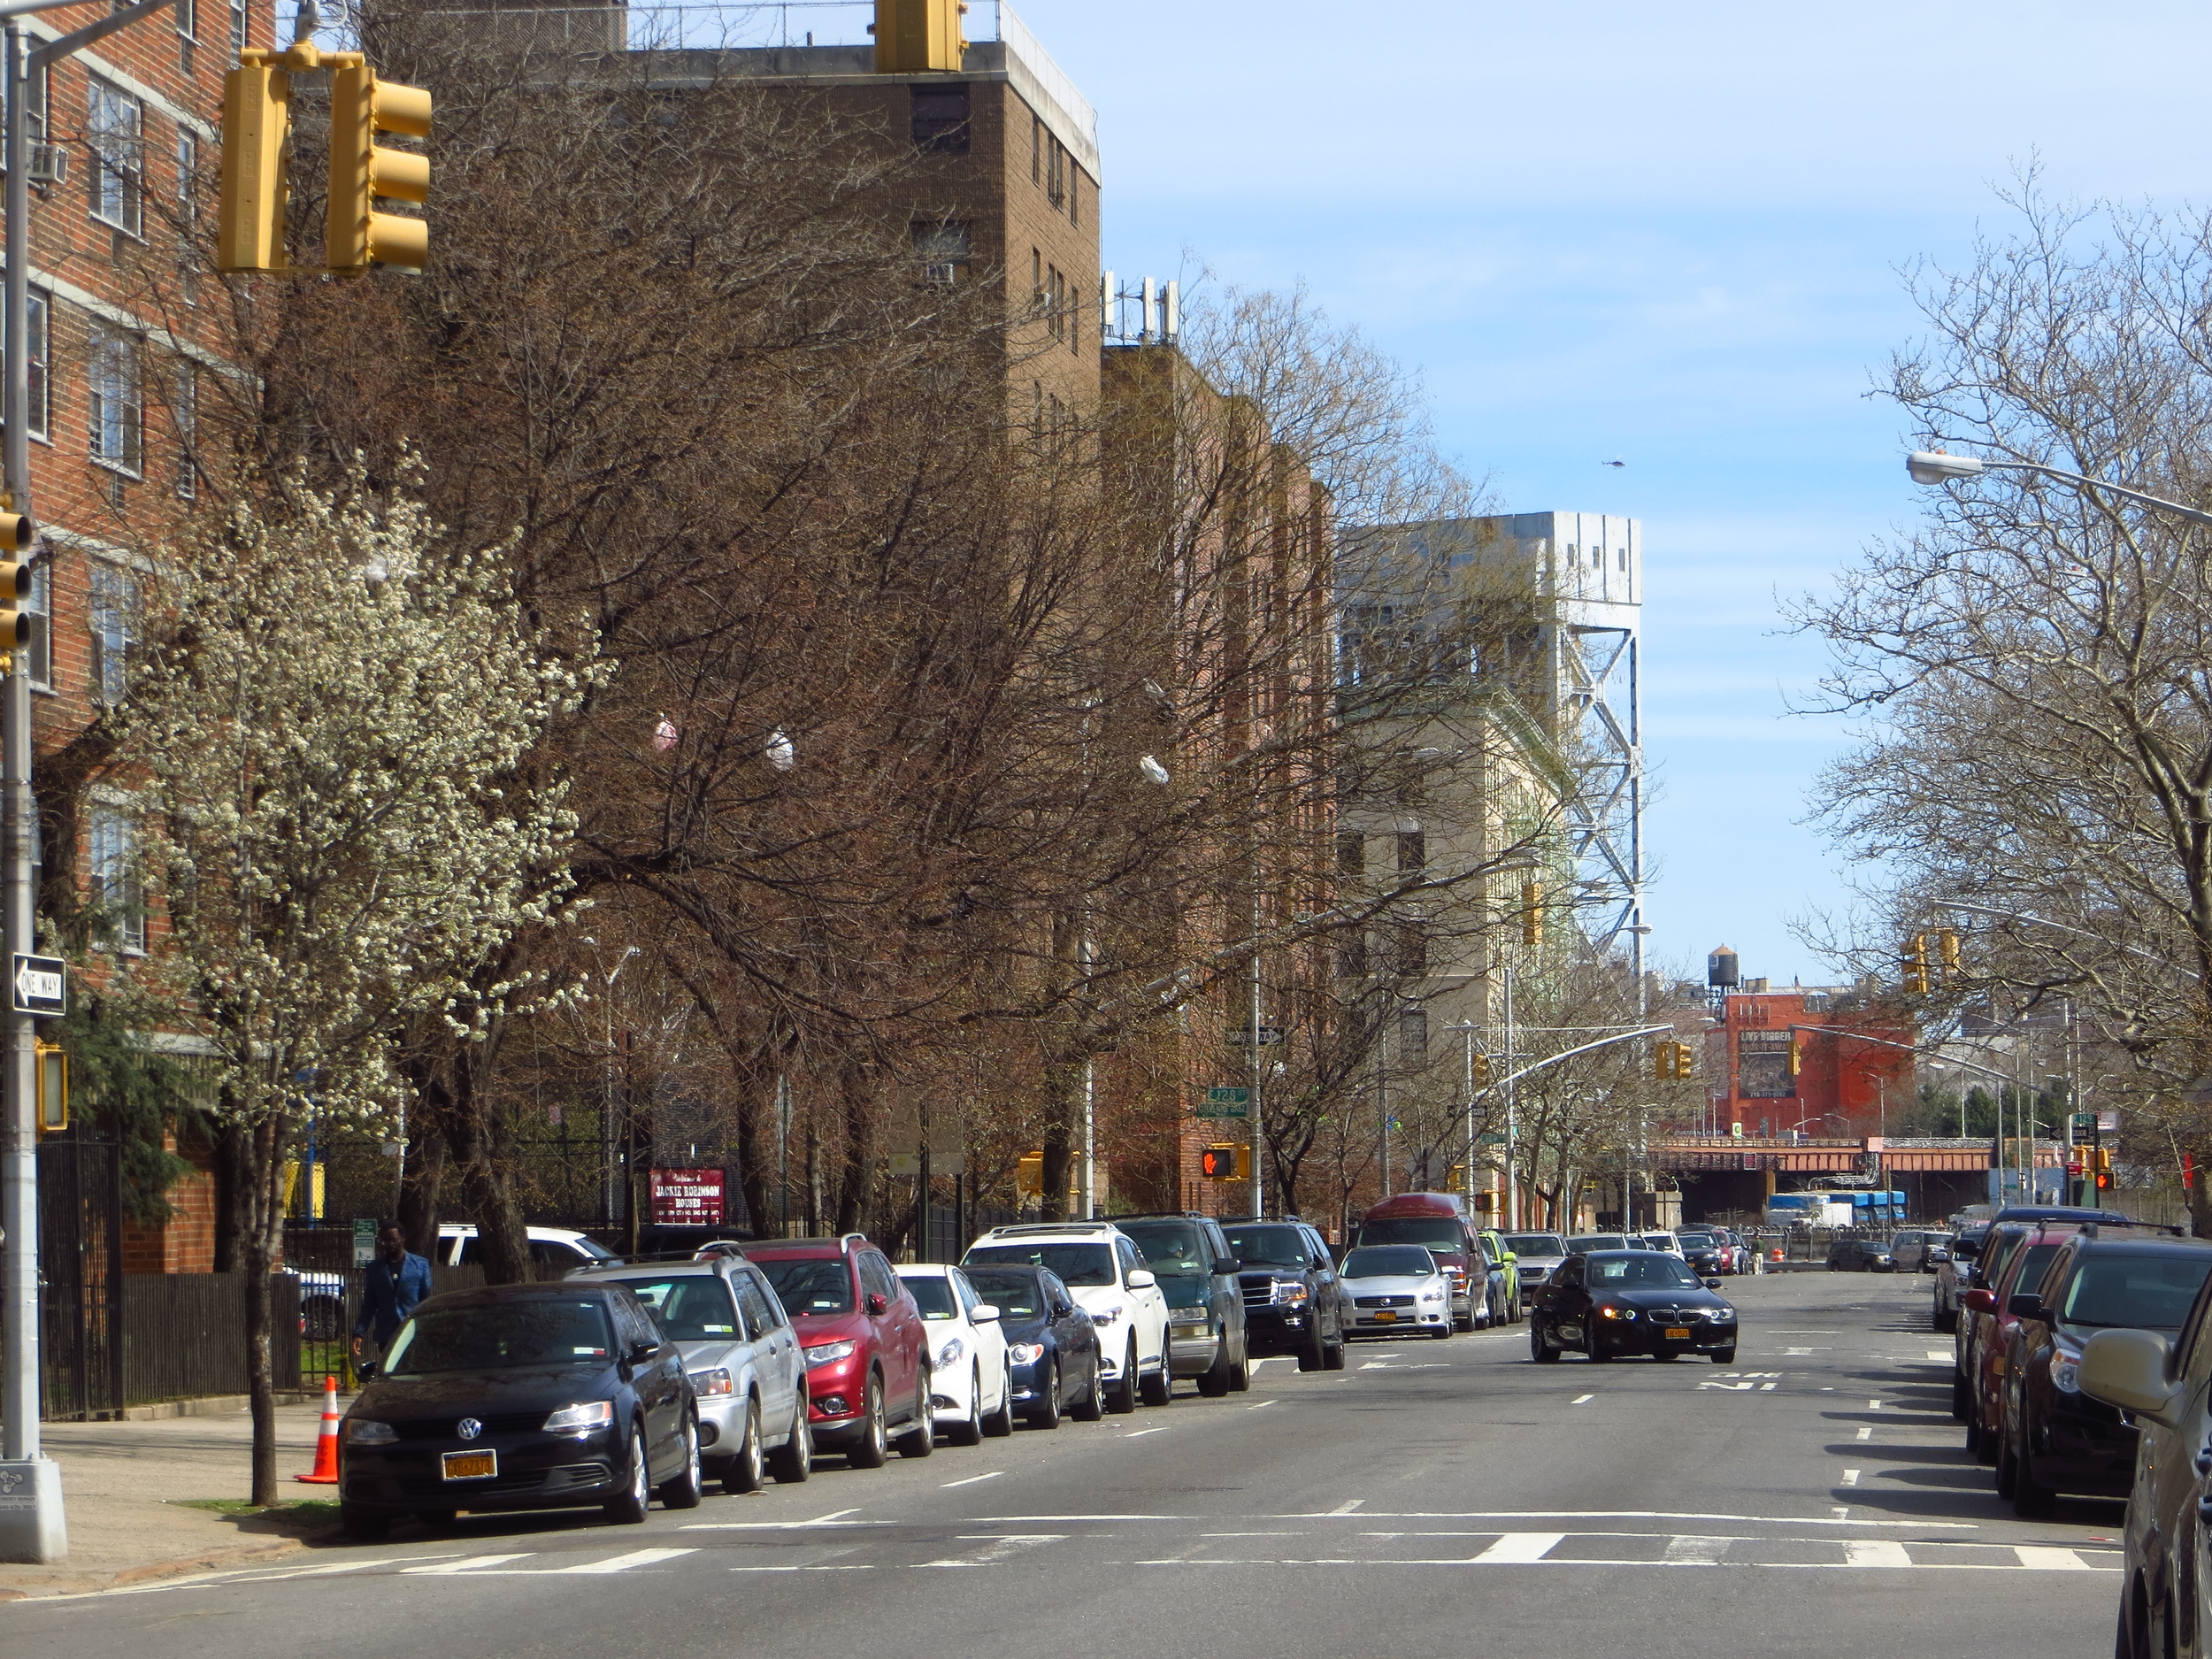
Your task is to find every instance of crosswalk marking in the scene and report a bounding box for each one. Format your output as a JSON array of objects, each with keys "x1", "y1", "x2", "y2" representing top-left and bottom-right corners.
[
  {"x1": 403, "y1": 1554, "x2": 535, "y2": 1575},
  {"x1": 2015, "y1": 1547, "x2": 2095, "y2": 1571},
  {"x1": 1473, "y1": 1532, "x2": 1565, "y2": 1563},
  {"x1": 1845, "y1": 1540, "x2": 1911, "y2": 1569},
  {"x1": 550, "y1": 1549, "x2": 697, "y2": 1575}
]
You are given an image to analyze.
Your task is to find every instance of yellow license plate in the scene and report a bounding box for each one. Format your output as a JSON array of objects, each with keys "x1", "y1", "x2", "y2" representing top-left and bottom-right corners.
[
  {"x1": 1664, "y1": 1327, "x2": 1692, "y2": 1340},
  {"x1": 441, "y1": 1449, "x2": 497, "y2": 1481},
  {"x1": 1373, "y1": 1310, "x2": 1398, "y2": 1322}
]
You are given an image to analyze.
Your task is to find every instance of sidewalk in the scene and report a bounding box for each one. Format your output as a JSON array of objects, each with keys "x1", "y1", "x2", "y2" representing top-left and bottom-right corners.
[{"x1": 0, "y1": 1398, "x2": 340, "y2": 1600}]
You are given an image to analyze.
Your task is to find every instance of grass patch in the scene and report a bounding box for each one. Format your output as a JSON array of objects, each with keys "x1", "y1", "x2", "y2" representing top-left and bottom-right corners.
[{"x1": 173, "y1": 1498, "x2": 343, "y2": 1521}]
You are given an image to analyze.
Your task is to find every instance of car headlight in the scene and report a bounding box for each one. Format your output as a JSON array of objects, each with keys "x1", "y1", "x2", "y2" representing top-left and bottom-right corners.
[
  {"x1": 803, "y1": 1340, "x2": 858, "y2": 1366},
  {"x1": 1596, "y1": 1305, "x2": 1636, "y2": 1321},
  {"x1": 2052, "y1": 1353, "x2": 2081, "y2": 1394},
  {"x1": 1092, "y1": 1305, "x2": 1124, "y2": 1325},
  {"x1": 937, "y1": 1337, "x2": 964, "y2": 1367},
  {"x1": 342, "y1": 1418, "x2": 396, "y2": 1445},
  {"x1": 1271, "y1": 1280, "x2": 1310, "y2": 1305},
  {"x1": 688, "y1": 1368, "x2": 733, "y2": 1398},
  {"x1": 542, "y1": 1401, "x2": 615, "y2": 1432},
  {"x1": 1008, "y1": 1343, "x2": 1045, "y2": 1365}
]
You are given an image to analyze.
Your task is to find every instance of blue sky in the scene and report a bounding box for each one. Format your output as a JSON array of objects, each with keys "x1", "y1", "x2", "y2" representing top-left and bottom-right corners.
[{"x1": 1010, "y1": 0, "x2": 2212, "y2": 987}]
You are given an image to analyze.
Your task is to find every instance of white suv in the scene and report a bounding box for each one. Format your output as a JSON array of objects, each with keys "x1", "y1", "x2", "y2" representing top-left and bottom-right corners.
[
  {"x1": 437, "y1": 1224, "x2": 619, "y2": 1272},
  {"x1": 961, "y1": 1223, "x2": 1173, "y2": 1412}
]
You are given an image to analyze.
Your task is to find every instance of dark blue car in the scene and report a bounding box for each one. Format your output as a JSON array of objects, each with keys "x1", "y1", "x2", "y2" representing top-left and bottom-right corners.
[{"x1": 958, "y1": 1263, "x2": 1104, "y2": 1427}]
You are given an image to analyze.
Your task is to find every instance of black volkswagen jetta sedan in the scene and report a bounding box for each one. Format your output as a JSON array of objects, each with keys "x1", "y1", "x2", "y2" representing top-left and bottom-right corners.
[
  {"x1": 1532, "y1": 1248, "x2": 1739, "y2": 1363},
  {"x1": 339, "y1": 1282, "x2": 701, "y2": 1539}
]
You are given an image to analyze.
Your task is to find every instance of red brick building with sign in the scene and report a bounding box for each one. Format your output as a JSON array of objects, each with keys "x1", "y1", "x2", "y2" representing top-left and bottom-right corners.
[{"x1": 1702, "y1": 985, "x2": 1916, "y2": 1141}]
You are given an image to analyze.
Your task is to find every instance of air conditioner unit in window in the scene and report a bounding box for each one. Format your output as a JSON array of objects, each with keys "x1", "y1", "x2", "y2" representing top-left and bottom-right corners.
[
  {"x1": 28, "y1": 144, "x2": 67, "y2": 186},
  {"x1": 922, "y1": 261, "x2": 958, "y2": 287}
]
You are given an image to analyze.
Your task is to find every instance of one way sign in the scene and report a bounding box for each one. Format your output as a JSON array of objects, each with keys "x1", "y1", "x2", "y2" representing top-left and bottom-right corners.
[{"x1": 12, "y1": 953, "x2": 65, "y2": 1018}]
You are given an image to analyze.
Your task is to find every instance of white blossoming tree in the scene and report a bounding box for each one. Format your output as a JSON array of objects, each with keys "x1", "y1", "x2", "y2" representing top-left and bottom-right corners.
[{"x1": 110, "y1": 474, "x2": 580, "y2": 1503}]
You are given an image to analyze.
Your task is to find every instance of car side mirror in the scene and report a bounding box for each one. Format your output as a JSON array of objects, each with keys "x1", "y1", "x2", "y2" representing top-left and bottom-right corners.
[
  {"x1": 1125, "y1": 1270, "x2": 1156, "y2": 1290},
  {"x1": 2007, "y1": 1294, "x2": 2046, "y2": 1320},
  {"x1": 2079, "y1": 1328, "x2": 2181, "y2": 1426},
  {"x1": 866, "y1": 1294, "x2": 889, "y2": 1316},
  {"x1": 1961, "y1": 1288, "x2": 1996, "y2": 1315},
  {"x1": 1703, "y1": 1278, "x2": 1722, "y2": 1290},
  {"x1": 1052, "y1": 1302, "x2": 1074, "y2": 1318},
  {"x1": 1214, "y1": 1258, "x2": 1241, "y2": 1275},
  {"x1": 972, "y1": 1304, "x2": 1000, "y2": 1324},
  {"x1": 628, "y1": 1340, "x2": 658, "y2": 1364},
  {"x1": 1928, "y1": 1248, "x2": 1950, "y2": 1263}
]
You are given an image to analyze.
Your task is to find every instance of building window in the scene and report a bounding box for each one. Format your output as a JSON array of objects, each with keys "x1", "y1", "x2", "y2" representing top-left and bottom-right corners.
[
  {"x1": 229, "y1": 0, "x2": 247, "y2": 58},
  {"x1": 1067, "y1": 167, "x2": 1079, "y2": 228},
  {"x1": 1398, "y1": 1006, "x2": 1428, "y2": 1068},
  {"x1": 1389, "y1": 919, "x2": 1427, "y2": 979},
  {"x1": 88, "y1": 809, "x2": 145, "y2": 953},
  {"x1": 1031, "y1": 114, "x2": 1041, "y2": 184},
  {"x1": 1396, "y1": 831, "x2": 1425, "y2": 873},
  {"x1": 1617, "y1": 549, "x2": 1627, "y2": 572},
  {"x1": 173, "y1": 362, "x2": 196, "y2": 498},
  {"x1": 22, "y1": 563, "x2": 48, "y2": 687},
  {"x1": 1046, "y1": 135, "x2": 1064, "y2": 206},
  {"x1": 90, "y1": 563, "x2": 137, "y2": 704},
  {"x1": 910, "y1": 84, "x2": 969, "y2": 153},
  {"x1": 23, "y1": 58, "x2": 44, "y2": 143},
  {"x1": 1336, "y1": 830, "x2": 1364, "y2": 879},
  {"x1": 911, "y1": 219, "x2": 969, "y2": 285},
  {"x1": 88, "y1": 330, "x2": 142, "y2": 474},
  {"x1": 1335, "y1": 929, "x2": 1368, "y2": 980},
  {"x1": 88, "y1": 78, "x2": 143, "y2": 236},
  {"x1": 6, "y1": 288, "x2": 49, "y2": 442}
]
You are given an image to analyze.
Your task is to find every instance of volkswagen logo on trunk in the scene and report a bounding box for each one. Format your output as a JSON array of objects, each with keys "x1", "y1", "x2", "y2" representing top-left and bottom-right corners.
[{"x1": 457, "y1": 1418, "x2": 482, "y2": 1440}]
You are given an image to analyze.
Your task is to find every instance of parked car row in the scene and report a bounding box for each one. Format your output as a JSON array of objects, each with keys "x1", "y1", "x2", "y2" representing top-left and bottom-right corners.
[
  {"x1": 333, "y1": 1204, "x2": 1545, "y2": 1541},
  {"x1": 1932, "y1": 1205, "x2": 2212, "y2": 1654}
]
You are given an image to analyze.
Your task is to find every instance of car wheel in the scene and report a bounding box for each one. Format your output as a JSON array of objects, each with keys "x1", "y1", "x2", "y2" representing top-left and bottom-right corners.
[
  {"x1": 1029, "y1": 1360, "x2": 1064, "y2": 1430},
  {"x1": 1199, "y1": 1329, "x2": 1234, "y2": 1397},
  {"x1": 848, "y1": 1373, "x2": 889, "y2": 1469},
  {"x1": 1654, "y1": 1351, "x2": 1682, "y2": 1363},
  {"x1": 604, "y1": 1419, "x2": 651, "y2": 1525},
  {"x1": 1934, "y1": 1302, "x2": 1955, "y2": 1333},
  {"x1": 1322, "y1": 1332, "x2": 1348, "y2": 1371},
  {"x1": 1951, "y1": 1365, "x2": 1970, "y2": 1421},
  {"x1": 897, "y1": 1369, "x2": 936, "y2": 1456},
  {"x1": 663, "y1": 1409, "x2": 705, "y2": 1509},
  {"x1": 722, "y1": 1396, "x2": 764, "y2": 1493},
  {"x1": 1994, "y1": 1412, "x2": 2018, "y2": 1500},
  {"x1": 1586, "y1": 1333, "x2": 1613, "y2": 1363},
  {"x1": 1532, "y1": 1320, "x2": 1559, "y2": 1363},
  {"x1": 984, "y1": 1365, "x2": 1017, "y2": 1437},
  {"x1": 1108, "y1": 1339, "x2": 1140, "y2": 1414},
  {"x1": 1297, "y1": 1318, "x2": 1325, "y2": 1372},
  {"x1": 2013, "y1": 1418, "x2": 2056, "y2": 1517},
  {"x1": 1230, "y1": 1341, "x2": 1254, "y2": 1390},
  {"x1": 1071, "y1": 1355, "x2": 1107, "y2": 1421},
  {"x1": 947, "y1": 1366, "x2": 984, "y2": 1447},
  {"x1": 1709, "y1": 1347, "x2": 1736, "y2": 1364},
  {"x1": 341, "y1": 1502, "x2": 389, "y2": 1542},
  {"x1": 1140, "y1": 1340, "x2": 1173, "y2": 1408},
  {"x1": 767, "y1": 1400, "x2": 811, "y2": 1483}
]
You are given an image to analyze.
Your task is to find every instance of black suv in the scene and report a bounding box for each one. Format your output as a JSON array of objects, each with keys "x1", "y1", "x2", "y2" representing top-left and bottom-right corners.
[
  {"x1": 1222, "y1": 1217, "x2": 1347, "y2": 1371},
  {"x1": 1116, "y1": 1214, "x2": 1252, "y2": 1396}
]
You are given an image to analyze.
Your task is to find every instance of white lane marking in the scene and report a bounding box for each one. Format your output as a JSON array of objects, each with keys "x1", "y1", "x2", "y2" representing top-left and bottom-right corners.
[
  {"x1": 941, "y1": 1471, "x2": 1003, "y2": 1488},
  {"x1": 2016, "y1": 1546, "x2": 2096, "y2": 1571},
  {"x1": 1700, "y1": 1380, "x2": 1757, "y2": 1391},
  {"x1": 1855, "y1": 1426, "x2": 1872, "y2": 1441},
  {"x1": 1832, "y1": 1508, "x2": 1851, "y2": 1521},
  {"x1": 1760, "y1": 1382, "x2": 1777, "y2": 1392},
  {"x1": 1122, "y1": 1427, "x2": 1167, "y2": 1439},
  {"x1": 1839, "y1": 1470, "x2": 1861, "y2": 1487},
  {"x1": 1473, "y1": 1532, "x2": 1566, "y2": 1563},
  {"x1": 552, "y1": 1549, "x2": 697, "y2": 1575},
  {"x1": 1571, "y1": 1394, "x2": 1595, "y2": 1405},
  {"x1": 918, "y1": 1534, "x2": 1065, "y2": 1569},
  {"x1": 403, "y1": 1554, "x2": 535, "y2": 1575},
  {"x1": 682, "y1": 1509, "x2": 876, "y2": 1532},
  {"x1": 1868, "y1": 1400, "x2": 1883, "y2": 1410},
  {"x1": 1247, "y1": 1400, "x2": 1279, "y2": 1410},
  {"x1": 1204, "y1": 1532, "x2": 1308, "y2": 1537},
  {"x1": 975, "y1": 1509, "x2": 1974, "y2": 1530},
  {"x1": 1845, "y1": 1540, "x2": 1911, "y2": 1569},
  {"x1": 1927, "y1": 1348, "x2": 1953, "y2": 1361},
  {"x1": 1328, "y1": 1500, "x2": 1365, "y2": 1515},
  {"x1": 1663, "y1": 1535, "x2": 1732, "y2": 1565}
]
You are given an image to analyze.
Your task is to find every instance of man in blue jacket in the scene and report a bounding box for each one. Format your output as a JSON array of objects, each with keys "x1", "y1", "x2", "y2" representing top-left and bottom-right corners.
[{"x1": 352, "y1": 1224, "x2": 433, "y2": 1375}]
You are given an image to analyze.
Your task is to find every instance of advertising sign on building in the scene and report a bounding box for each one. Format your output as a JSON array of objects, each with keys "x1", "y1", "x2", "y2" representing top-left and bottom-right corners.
[{"x1": 649, "y1": 1167, "x2": 726, "y2": 1226}]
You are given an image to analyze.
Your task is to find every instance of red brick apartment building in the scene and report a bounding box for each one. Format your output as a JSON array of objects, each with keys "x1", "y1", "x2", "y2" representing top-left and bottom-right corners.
[
  {"x1": 19, "y1": 0, "x2": 279, "y2": 1271},
  {"x1": 1701, "y1": 983, "x2": 1915, "y2": 1141}
]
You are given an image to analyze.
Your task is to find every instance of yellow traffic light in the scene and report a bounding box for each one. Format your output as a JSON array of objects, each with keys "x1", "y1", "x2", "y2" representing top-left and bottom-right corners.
[
  {"x1": 1520, "y1": 882, "x2": 1543, "y2": 948},
  {"x1": 1786, "y1": 1041, "x2": 1802, "y2": 1078},
  {"x1": 1938, "y1": 930, "x2": 1962, "y2": 975},
  {"x1": 873, "y1": 0, "x2": 968, "y2": 72},
  {"x1": 0, "y1": 511, "x2": 33, "y2": 669},
  {"x1": 218, "y1": 52, "x2": 292, "y2": 273},
  {"x1": 1471, "y1": 1049, "x2": 1492, "y2": 1087},
  {"x1": 1901, "y1": 933, "x2": 1930, "y2": 995},
  {"x1": 326, "y1": 57, "x2": 431, "y2": 273},
  {"x1": 1654, "y1": 1044, "x2": 1674, "y2": 1082},
  {"x1": 1673, "y1": 1041, "x2": 1694, "y2": 1079},
  {"x1": 35, "y1": 1041, "x2": 66, "y2": 1133}
]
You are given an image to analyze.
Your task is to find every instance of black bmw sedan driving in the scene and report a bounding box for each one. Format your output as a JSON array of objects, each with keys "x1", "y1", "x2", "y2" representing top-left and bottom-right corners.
[
  {"x1": 1532, "y1": 1248, "x2": 1739, "y2": 1363},
  {"x1": 338, "y1": 1282, "x2": 701, "y2": 1539}
]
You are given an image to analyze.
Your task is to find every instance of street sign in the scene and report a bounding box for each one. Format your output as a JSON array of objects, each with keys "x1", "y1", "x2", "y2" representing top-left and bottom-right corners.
[
  {"x1": 2070, "y1": 1112, "x2": 2097, "y2": 1132},
  {"x1": 1478, "y1": 1133, "x2": 1509, "y2": 1147},
  {"x1": 1226, "y1": 1026, "x2": 1283, "y2": 1047},
  {"x1": 649, "y1": 1167, "x2": 726, "y2": 1226},
  {"x1": 1196, "y1": 1085, "x2": 1250, "y2": 1120},
  {"x1": 2095, "y1": 1110, "x2": 2121, "y2": 1133},
  {"x1": 352, "y1": 1217, "x2": 378, "y2": 1267},
  {"x1": 10, "y1": 953, "x2": 63, "y2": 1018}
]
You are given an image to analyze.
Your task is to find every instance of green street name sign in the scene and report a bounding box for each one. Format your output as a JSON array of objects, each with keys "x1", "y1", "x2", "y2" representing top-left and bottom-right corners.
[{"x1": 1197, "y1": 1086, "x2": 1250, "y2": 1120}]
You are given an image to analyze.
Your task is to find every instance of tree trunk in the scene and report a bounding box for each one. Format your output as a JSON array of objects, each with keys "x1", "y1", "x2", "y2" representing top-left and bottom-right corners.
[
  {"x1": 1038, "y1": 1059, "x2": 1080, "y2": 1223},
  {"x1": 244, "y1": 1111, "x2": 289, "y2": 1508},
  {"x1": 211, "y1": 1119, "x2": 254, "y2": 1272},
  {"x1": 834, "y1": 1058, "x2": 875, "y2": 1235},
  {"x1": 396, "y1": 1115, "x2": 449, "y2": 1256}
]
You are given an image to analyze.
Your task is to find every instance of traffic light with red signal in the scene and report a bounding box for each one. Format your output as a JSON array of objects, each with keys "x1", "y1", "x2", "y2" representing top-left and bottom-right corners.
[{"x1": 1200, "y1": 1144, "x2": 1248, "y2": 1181}]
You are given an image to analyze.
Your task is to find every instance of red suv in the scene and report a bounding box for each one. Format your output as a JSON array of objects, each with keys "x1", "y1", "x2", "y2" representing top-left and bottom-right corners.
[
  {"x1": 1961, "y1": 1221, "x2": 2080, "y2": 1464},
  {"x1": 746, "y1": 1235, "x2": 932, "y2": 1468}
]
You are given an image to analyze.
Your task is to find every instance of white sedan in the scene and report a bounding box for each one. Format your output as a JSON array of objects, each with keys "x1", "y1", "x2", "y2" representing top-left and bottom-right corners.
[
  {"x1": 895, "y1": 1263, "x2": 1014, "y2": 1444},
  {"x1": 1340, "y1": 1245, "x2": 1454, "y2": 1340}
]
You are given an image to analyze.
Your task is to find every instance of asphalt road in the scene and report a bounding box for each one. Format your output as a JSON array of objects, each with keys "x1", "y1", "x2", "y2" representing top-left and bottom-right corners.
[{"x1": 5, "y1": 1271, "x2": 2120, "y2": 1657}]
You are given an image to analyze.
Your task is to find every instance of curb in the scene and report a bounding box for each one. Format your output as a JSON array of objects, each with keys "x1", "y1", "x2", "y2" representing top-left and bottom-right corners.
[
  {"x1": 101, "y1": 1393, "x2": 330, "y2": 1422},
  {"x1": 0, "y1": 1536, "x2": 309, "y2": 1602}
]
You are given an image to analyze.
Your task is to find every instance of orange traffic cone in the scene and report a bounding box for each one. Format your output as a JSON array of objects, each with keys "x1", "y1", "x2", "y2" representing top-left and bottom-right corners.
[{"x1": 296, "y1": 1375, "x2": 342, "y2": 1485}]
